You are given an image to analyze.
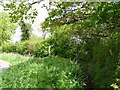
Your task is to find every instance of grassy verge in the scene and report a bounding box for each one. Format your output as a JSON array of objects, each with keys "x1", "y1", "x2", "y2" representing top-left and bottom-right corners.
[
  {"x1": 0, "y1": 52, "x2": 31, "y2": 65},
  {"x1": 0, "y1": 53, "x2": 83, "y2": 88}
]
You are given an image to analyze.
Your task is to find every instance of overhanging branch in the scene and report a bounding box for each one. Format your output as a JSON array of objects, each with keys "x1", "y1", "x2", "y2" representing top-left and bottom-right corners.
[{"x1": 28, "y1": 0, "x2": 44, "y2": 5}]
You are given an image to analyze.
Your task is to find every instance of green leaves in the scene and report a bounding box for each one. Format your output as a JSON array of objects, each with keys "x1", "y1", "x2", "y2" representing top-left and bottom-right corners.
[
  {"x1": 1, "y1": 55, "x2": 83, "y2": 88},
  {"x1": 20, "y1": 21, "x2": 31, "y2": 41},
  {"x1": 3, "y1": 1, "x2": 38, "y2": 23},
  {"x1": 41, "y1": 2, "x2": 120, "y2": 88},
  {"x1": 0, "y1": 12, "x2": 17, "y2": 44}
]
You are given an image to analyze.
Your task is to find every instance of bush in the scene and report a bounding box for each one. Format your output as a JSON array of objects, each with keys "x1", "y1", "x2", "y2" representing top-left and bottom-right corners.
[
  {"x1": 1, "y1": 56, "x2": 84, "y2": 88},
  {"x1": 32, "y1": 40, "x2": 50, "y2": 57},
  {"x1": 1, "y1": 40, "x2": 51, "y2": 58},
  {"x1": 2, "y1": 42, "x2": 17, "y2": 53},
  {"x1": 16, "y1": 41, "x2": 29, "y2": 55},
  {"x1": 0, "y1": 46, "x2": 2, "y2": 52},
  {"x1": 92, "y1": 44, "x2": 116, "y2": 88},
  {"x1": 1, "y1": 41, "x2": 30, "y2": 55},
  {"x1": 43, "y1": 29, "x2": 78, "y2": 60},
  {"x1": 90, "y1": 33, "x2": 120, "y2": 88},
  {"x1": 116, "y1": 61, "x2": 120, "y2": 88}
]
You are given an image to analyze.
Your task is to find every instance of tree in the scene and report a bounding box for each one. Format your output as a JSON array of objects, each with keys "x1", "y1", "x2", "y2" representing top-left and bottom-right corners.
[
  {"x1": 20, "y1": 21, "x2": 32, "y2": 41},
  {"x1": 0, "y1": 11, "x2": 17, "y2": 44},
  {"x1": 41, "y1": 2, "x2": 120, "y2": 88},
  {"x1": 1, "y1": 0, "x2": 40, "y2": 23},
  {"x1": 0, "y1": 0, "x2": 43, "y2": 41}
]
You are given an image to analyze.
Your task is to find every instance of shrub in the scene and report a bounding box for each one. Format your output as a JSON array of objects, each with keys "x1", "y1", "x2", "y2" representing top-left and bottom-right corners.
[
  {"x1": 1, "y1": 41, "x2": 30, "y2": 55},
  {"x1": 93, "y1": 44, "x2": 116, "y2": 88},
  {"x1": 0, "y1": 46, "x2": 2, "y2": 52},
  {"x1": 116, "y1": 62, "x2": 120, "y2": 88},
  {"x1": 2, "y1": 42, "x2": 17, "y2": 53},
  {"x1": 1, "y1": 56, "x2": 84, "y2": 88},
  {"x1": 32, "y1": 40, "x2": 50, "y2": 57},
  {"x1": 91, "y1": 34, "x2": 120, "y2": 88},
  {"x1": 1, "y1": 40, "x2": 51, "y2": 58},
  {"x1": 16, "y1": 41, "x2": 29, "y2": 55}
]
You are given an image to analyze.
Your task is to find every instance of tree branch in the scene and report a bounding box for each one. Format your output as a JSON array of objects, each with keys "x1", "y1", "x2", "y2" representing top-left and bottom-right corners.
[{"x1": 28, "y1": 0, "x2": 44, "y2": 5}]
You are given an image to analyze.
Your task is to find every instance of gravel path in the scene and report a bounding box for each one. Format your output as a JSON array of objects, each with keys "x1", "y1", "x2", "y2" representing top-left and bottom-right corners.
[{"x1": 0, "y1": 60, "x2": 11, "y2": 72}]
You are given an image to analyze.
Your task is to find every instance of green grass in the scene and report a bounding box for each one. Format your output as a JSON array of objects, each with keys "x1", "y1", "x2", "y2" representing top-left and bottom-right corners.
[
  {"x1": 0, "y1": 52, "x2": 31, "y2": 65},
  {"x1": 0, "y1": 53, "x2": 83, "y2": 88}
]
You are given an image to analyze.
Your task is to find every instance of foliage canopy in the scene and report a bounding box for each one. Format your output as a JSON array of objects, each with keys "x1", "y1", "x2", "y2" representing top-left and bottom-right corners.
[{"x1": 0, "y1": 12, "x2": 17, "y2": 44}]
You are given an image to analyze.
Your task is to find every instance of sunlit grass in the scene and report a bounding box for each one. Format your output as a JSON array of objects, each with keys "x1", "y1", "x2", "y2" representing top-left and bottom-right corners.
[{"x1": 0, "y1": 52, "x2": 31, "y2": 65}]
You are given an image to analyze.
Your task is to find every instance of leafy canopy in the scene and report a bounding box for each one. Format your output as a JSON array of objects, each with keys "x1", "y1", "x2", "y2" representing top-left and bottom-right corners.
[{"x1": 0, "y1": 12, "x2": 17, "y2": 44}]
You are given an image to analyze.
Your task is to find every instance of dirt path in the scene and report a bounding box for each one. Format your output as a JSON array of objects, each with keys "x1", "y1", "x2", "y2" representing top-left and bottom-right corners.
[{"x1": 0, "y1": 59, "x2": 11, "y2": 72}]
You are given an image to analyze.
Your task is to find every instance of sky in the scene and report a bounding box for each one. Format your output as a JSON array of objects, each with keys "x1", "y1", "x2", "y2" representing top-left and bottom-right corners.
[
  {"x1": 0, "y1": 0, "x2": 49, "y2": 42},
  {"x1": 31, "y1": 0, "x2": 49, "y2": 37}
]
